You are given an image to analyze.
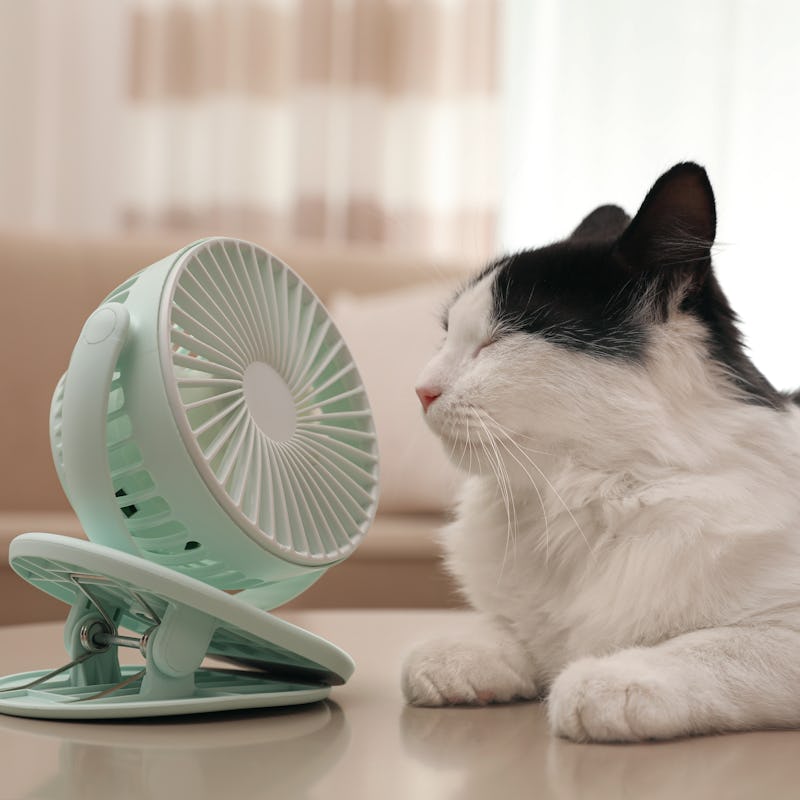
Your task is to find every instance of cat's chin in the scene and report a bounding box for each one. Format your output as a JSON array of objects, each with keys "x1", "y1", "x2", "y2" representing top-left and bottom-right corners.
[
  {"x1": 435, "y1": 430, "x2": 478, "y2": 473},
  {"x1": 434, "y1": 430, "x2": 509, "y2": 479}
]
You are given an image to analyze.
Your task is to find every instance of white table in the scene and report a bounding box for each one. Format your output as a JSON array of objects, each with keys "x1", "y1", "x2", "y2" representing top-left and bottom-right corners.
[{"x1": 0, "y1": 610, "x2": 799, "y2": 799}]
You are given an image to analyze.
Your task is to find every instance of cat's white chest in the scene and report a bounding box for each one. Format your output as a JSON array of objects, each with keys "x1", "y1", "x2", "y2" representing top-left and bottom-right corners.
[
  {"x1": 439, "y1": 472, "x2": 795, "y2": 684},
  {"x1": 441, "y1": 480, "x2": 596, "y2": 677}
]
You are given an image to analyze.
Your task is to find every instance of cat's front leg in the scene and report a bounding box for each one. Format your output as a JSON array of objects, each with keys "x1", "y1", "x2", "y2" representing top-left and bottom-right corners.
[
  {"x1": 402, "y1": 617, "x2": 538, "y2": 706},
  {"x1": 548, "y1": 624, "x2": 800, "y2": 742}
]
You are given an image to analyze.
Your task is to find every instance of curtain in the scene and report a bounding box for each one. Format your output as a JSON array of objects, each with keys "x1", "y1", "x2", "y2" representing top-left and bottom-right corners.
[
  {"x1": 500, "y1": 0, "x2": 800, "y2": 389},
  {"x1": 126, "y1": 0, "x2": 500, "y2": 258},
  {"x1": 0, "y1": 0, "x2": 500, "y2": 259},
  {"x1": 0, "y1": 1, "x2": 129, "y2": 233}
]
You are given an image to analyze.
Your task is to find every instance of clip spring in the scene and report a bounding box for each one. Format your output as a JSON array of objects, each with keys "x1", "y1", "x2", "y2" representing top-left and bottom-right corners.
[
  {"x1": 0, "y1": 573, "x2": 159, "y2": 702},
  {"x1": 72, "y1": 573, "x2": 160, "y2": 658}
]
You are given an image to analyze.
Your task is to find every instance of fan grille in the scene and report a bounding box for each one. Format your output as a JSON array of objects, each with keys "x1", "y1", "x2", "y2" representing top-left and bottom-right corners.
[{"x1": 162, "y1": 240, "x2": 378, "y2": 564}]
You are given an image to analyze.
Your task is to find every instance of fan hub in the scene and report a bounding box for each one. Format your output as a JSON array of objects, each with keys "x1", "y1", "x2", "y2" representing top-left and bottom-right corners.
[{"x1": 242, "y1": 361, "x2": 296, "y2": 442}]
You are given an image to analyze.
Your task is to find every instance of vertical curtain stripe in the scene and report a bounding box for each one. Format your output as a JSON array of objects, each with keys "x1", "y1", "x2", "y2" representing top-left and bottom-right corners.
[{"x1": 124, "y1": 0, "x2": 500, "y2": 258}]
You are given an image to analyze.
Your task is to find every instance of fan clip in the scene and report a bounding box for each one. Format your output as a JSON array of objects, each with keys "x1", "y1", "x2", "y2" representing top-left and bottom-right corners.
[{"x1": 1, "y1": 571, "x2": 216, "y2": 705}]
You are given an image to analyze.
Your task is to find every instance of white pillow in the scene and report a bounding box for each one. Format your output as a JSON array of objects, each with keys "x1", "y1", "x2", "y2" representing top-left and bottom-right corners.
[{"x1": 328, "y1": 282, "x2": 462, "y2": 513}]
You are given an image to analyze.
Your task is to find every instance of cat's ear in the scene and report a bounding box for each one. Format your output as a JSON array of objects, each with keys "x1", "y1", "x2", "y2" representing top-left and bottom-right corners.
[
  {"x1": 615, "y1": 162, "x2": 716, "y2": 279},
  {"x1": 570, "y1": 205, "x2": 630, "y2": 241}
]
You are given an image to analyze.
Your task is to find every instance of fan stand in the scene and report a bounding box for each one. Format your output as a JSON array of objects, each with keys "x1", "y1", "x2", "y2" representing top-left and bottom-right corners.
[{"x1": 0, "y1": 533, "x2": 353, "y2": 720}]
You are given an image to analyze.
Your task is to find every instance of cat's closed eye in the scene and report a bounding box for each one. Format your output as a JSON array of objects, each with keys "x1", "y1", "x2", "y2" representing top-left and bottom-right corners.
[{"x1": 473, "y1": 339, "x2": 498, "y2": 358}]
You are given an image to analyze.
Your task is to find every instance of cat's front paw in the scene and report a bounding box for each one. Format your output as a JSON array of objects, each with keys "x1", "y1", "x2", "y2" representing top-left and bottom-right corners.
[
  {"x1": 402, "y1": 637, "x2": 537, "y2": 707},
  {"x1": 547, "y1": 655, "x2": 685, "y2": 743}
]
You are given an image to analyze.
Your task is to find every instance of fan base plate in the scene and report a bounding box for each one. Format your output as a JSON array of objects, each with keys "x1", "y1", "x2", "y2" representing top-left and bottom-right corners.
[{"x1": 0, "y1": 667, "x2": 329, "y2": 720}]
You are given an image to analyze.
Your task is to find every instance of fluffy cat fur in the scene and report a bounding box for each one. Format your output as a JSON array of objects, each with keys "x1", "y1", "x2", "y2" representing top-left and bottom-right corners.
[{"x1": 402, "y1": 162, "x2": 800, "y2": 743}]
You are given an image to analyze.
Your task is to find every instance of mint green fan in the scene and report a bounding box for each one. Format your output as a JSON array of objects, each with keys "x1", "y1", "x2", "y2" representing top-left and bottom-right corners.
[{"x1": 0, "y1": 238, "x2": 379, "y2": 719}]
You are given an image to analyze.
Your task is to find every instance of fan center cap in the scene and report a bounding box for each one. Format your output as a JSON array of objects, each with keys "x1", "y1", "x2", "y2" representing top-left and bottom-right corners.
[{"x1": 243, "y1": 362, "x2": 297, "y2": 442}]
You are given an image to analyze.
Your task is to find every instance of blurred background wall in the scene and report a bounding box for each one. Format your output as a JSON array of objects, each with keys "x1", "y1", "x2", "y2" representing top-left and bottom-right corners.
[{"x1": 2, "y1": 0, "x2": 800, "y2": 387}]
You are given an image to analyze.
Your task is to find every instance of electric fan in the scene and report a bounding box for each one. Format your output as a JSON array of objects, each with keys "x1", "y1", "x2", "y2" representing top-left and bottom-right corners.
[{"x1": 0, "y1": 238, "x2": 379, "y2": 719}]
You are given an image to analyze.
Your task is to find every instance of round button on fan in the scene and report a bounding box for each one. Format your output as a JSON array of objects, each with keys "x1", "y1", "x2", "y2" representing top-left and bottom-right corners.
[{"x1": 83, "y1": 307, "x2": 122, "y2": 344}]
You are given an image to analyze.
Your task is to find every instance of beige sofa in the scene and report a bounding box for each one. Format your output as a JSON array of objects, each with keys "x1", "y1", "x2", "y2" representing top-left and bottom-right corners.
[{"x1": 0, "y1": 230, "x2": 473, "y2": 624}]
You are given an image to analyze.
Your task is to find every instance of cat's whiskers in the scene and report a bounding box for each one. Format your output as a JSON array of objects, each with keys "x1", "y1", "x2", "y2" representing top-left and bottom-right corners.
[
  {"x1": 465, "y1": 413, "x2": 475, "y2": 473},
  {"x1": 469, "y1": 412, "x2": 517, "y2": 575},
  {"x1": 473, "y1": 413, "x2": 521, "y2": 571},
  {"x1": 478, "y1": 413, "x2": 552, "y2": 563},
  {"x1": 472, "y1": 414, "x2": 554, "y2": 456},
  {"x1": 445, "y1": 414, "x2": 467, "y2": 472},
  {"x1": 439, "y1": 412, "x2": 480, "y2": 474},
  {"x1": 457, "y1": 414, "x2": 476, "y2": 473},
  {"x1": 477, "y1": 408, "x2": 593, "y2": 556}
]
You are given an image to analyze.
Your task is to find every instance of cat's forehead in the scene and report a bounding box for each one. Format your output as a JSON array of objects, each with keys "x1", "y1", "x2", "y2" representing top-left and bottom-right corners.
[
  {"x1": 447, "y1": 271, "x2": 496, "y2": 336},
  {"x1": 495, "y1": 242, "x2": 618, "y2": 298},
  {"x1": 445, "y1": 243, "x2": 614, "y2": 335},
  {"x1": 487, "y1": 242, "x2": 648, "y2": 360}
]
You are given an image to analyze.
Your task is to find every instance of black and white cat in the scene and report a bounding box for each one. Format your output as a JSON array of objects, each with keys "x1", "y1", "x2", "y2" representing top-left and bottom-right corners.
[{"x1": 402, "y1": 162, "x2": 800, "y2": 742}]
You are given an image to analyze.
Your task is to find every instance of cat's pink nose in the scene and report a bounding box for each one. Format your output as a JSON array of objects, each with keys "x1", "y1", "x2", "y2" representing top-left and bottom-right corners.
[{"x1": 416, "y1": 386, "x2": 441, "y2": 413}]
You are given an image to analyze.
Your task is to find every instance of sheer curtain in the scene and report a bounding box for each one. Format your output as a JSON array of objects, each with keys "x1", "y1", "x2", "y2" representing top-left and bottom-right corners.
[
  {"x1": 500, "y1": 0, "x2": 800, "y2": 389},
  {"x1": 125, "y1": 0, "x2": 500, "y2": 258},
  {"x1": 0, "y1": 0, "x2": 500, "y2": 260},
  {"x1": 0, "y1": 0, "x2": 128, "y2": 233}
]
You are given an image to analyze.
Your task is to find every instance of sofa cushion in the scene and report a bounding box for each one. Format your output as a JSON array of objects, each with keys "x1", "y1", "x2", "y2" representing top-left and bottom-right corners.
[{"x1": 329, "y1": 283, "x2": 464, "y2": 514}]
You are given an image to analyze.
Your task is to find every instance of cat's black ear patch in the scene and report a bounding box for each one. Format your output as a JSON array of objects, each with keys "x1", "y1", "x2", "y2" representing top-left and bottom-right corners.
[
  {"x1": 616, "y1": 162, "x2": 716, "y2": 278},
  {"x1": 570, "y1": 204, "x2": 630, "y2": 242}
]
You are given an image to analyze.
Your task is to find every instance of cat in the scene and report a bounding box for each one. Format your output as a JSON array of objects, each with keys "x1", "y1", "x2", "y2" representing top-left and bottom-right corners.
[{"x1": 402, "y1": 162, "x2": 800, "y2": 742}]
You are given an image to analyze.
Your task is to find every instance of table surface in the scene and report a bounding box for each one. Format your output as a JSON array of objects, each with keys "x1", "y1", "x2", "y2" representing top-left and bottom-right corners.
[{"x1": 1, "y1": 609, "x2": 800, "y2": 800}]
